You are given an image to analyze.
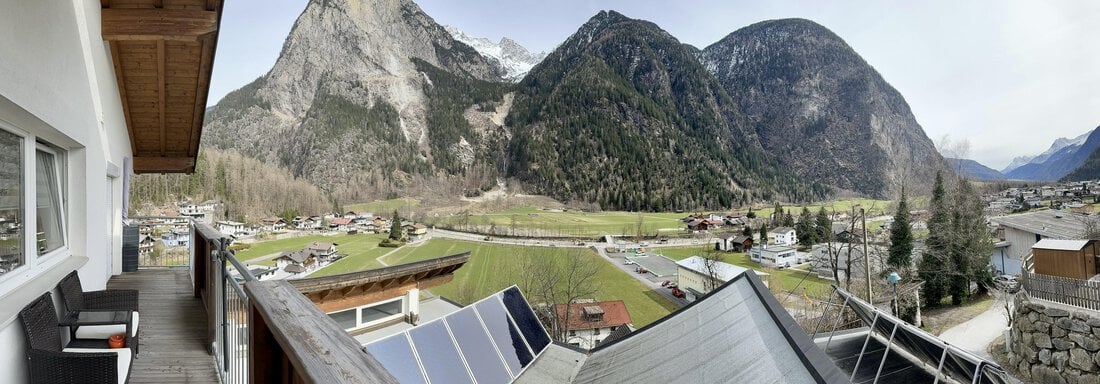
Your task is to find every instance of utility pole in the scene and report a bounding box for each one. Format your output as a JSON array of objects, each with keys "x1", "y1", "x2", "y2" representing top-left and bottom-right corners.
[{"x1": 862, "y1": 207, "x2": 872, "y2": 302}]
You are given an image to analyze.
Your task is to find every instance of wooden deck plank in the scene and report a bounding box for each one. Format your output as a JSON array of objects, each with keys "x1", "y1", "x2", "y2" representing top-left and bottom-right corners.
[{"x1": 108, "y1": 269, "x2": 220, "y2": 383}]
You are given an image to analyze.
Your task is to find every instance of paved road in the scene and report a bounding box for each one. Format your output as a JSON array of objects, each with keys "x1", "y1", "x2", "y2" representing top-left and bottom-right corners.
[{"x1": 938, "y1": 293, "x2": 1010, "y2": 360}]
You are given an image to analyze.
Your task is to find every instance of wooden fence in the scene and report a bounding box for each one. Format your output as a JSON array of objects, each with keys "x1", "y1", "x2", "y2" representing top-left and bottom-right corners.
[{"x1": 1021, "y1": 271, "x2": 1100, "y2": 311}]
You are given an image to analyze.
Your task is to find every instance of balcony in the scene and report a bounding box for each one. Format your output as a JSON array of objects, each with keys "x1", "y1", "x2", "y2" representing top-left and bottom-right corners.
[{"x1": 123, "y1": 217, "x2": 423, "y2": 383}]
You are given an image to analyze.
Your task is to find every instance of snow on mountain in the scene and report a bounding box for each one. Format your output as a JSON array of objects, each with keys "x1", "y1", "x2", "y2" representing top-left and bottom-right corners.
[
  {"x1": 1003, "y1": 129, "x2": 1093, "y2": 173},
  {"x1": 444, "y1": 25, "x2": 546, "y2": 82}
]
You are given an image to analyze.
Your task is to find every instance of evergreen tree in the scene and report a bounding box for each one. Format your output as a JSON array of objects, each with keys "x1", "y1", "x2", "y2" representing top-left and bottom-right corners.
[
  {"x1": 888, "y1": 190, "x2": 913, "y2": 274},
  {"x1": 759, "y1": 223, "x2": 769, "y2": 245},
  {"x1": 815, "y1": 207, "x2": 831, "y2": 243},
  {"x1": 746, "y1": 208, "x2": 756, "y2": 219},
  {"x1": 796, "y1": 207, "x2": 816, "y2": 245},
  {"x1": 782, "y1": 210, "x2": 795, "y2": 227},
  {"x1": 742, "y1": 225, "x2": 752, "y2": 237},
  {"x1": 388, "y1": 210, "x2": 403, "y2": 241},
  {"x1": 772, "y1": 202, "x2": 783, "y2": 225},
  {"x1": 920, "y1": 172, "x2": 949, "y2": 307}
]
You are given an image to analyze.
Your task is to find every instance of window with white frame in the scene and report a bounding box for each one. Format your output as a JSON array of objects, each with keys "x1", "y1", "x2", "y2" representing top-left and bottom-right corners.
[
  {"x1": 327, "y1": 297, "x2": 404, "y2": 331},
  {"x1": 0, "y1": 123, "x2": 68, "y2": 281}
]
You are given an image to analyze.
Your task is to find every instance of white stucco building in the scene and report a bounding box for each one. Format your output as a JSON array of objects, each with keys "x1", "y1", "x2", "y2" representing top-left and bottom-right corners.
[{"x1": 676, "y1": 256, "x2": 768, "y2": 301}]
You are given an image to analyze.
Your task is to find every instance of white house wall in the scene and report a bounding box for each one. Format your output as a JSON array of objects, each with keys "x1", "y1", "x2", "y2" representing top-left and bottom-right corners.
[{"x1": 0, "y1": 1, "x2": 130, "y2": 382}]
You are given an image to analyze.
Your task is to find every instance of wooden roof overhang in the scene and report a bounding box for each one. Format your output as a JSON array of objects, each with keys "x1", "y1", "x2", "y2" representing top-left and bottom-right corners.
[
  {"x1": 290, "y1": 253, "x2": 471, "y2": 307},
  {"x1": 101, "y1": 0, "x2": 225, "y2": 173}
]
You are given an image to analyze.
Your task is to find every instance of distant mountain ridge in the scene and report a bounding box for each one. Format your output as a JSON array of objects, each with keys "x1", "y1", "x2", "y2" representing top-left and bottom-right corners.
[
  {"x1": 202, "y1": 0, "x2": 951, "y2": 209},
  {"x1": 1002, "y1": 129, "x2": 1093, "y2": 174},
  {"x1": 1005, "y1": 127, "x2": 1100, "y2": 181},
  {"x1": 444, "y1": 26, "x2": 546, "y2": 81},
  {"x1": 697, "y1": 18, "x2": 946, "y2": 197},
  {"x1": 946, "y1": 158, "x2": 1005, "y2": 181}
]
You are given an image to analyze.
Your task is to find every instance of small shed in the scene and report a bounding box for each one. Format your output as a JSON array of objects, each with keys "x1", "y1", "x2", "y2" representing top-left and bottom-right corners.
[{"x1": 1031, "y1": 239, "x2": 1098, "y2": 280}]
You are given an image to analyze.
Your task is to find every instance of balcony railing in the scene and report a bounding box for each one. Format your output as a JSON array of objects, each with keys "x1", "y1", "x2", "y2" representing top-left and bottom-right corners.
[
  {"x1": 128, "y1": 216, "x2": 194, "y2": 268},
  {"x1": 188, "y1": 220, "x2": 393, "y2": 383}
]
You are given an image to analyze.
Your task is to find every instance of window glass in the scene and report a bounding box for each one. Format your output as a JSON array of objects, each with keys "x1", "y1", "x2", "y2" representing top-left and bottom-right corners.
[
  {"x1": 328, "y1": 308, "x2": 357, "y2": 330},
  {"x1": 361, "y1": 299, "x2": 402, "y2": 325},
  {"x1": 35, "y1": 149, "x2": 63, "y2": 254},
  {"x1": 0, "y1": 130, "x2": 23, "y2": 276}
]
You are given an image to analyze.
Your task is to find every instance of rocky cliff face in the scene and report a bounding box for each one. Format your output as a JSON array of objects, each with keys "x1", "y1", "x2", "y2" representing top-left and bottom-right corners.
[
  {"x1": 698, "y1": 19, "x2": 947, "y2": 197},
  {"x1": 202, "y1": 0, "x2": 504, "y2": 192}
]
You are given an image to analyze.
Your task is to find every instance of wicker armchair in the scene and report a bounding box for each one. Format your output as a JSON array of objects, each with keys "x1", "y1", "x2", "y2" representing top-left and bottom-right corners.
[
  {"x1": 57, "y1": 271, "x2": 140, "y2": 354},
  {"x1": 18, "y1": 292, "x2": 132, "y2": 384}
]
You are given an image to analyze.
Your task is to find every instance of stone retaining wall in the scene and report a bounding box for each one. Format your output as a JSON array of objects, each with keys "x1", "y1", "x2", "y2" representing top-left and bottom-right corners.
[{"x1": 1010, "y1": 293, "x2": 1100, "y2": 384}]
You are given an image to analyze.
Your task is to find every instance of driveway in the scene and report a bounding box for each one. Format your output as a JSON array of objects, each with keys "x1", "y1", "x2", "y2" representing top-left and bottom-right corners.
[{"x1": 938, "y1": 293, "x2": 1010, "y2": 360}]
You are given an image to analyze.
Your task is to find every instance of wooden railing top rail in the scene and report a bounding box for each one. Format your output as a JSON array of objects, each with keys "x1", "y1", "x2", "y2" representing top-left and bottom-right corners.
[{"x1": 244, "y1": 280, "x2": 396, "y2": 383}]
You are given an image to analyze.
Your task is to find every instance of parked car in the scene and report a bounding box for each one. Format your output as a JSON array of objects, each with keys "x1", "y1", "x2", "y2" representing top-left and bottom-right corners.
[
  {"x1": 671, "y1": 287, "x2": 685, "y2": 298},
  {"x1": 993, "y1": 275, "x2": 1020, "y2": 293}
]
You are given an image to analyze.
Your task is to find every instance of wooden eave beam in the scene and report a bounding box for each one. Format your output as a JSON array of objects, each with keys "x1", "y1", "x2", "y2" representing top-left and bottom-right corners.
[
  {"x1": 133, "y1": 156, "x2": 196, "y2": 173},
  {"x1": 101, "y1": 9, "x2": 218, "y2": 41},
  {"x1": 157, "y1": 40, "x2": 166, "y2": 156}
]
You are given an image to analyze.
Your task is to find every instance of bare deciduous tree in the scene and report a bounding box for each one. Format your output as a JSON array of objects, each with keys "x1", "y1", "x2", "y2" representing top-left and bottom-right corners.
[{"x1": 512, "y1": 249, "x2": 604, "y2": 343}]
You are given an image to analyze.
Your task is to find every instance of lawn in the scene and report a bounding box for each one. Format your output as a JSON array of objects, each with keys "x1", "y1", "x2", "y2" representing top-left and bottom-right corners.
[
  {"x1": 654, "y1": 246, "x2": 835, "y2": 298},
  {"x1": 380, "y1": 239, "x2": 679, "y2": 327},
  {"x1": 345, "y1": 198, "x2": 420, "y2": 216},
  {"x1": 426, "y1": 208, "x2": 690, "y2": 237},
  {"x1": 235, "y1": 233, "x2": 388, "y2": 268}
]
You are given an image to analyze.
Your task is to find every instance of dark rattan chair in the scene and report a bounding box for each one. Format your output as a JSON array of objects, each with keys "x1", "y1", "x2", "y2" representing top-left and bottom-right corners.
[
  {"x1": 56, "y1": 271, "x2": 140, "y2": 354},
  {"x1": 18, "y1": 292, "x2": 132, "y2": 384}
]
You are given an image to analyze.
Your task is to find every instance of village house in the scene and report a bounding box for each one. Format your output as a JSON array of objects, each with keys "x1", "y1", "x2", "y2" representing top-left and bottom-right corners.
[
  {"x1": 138, "y1": 235, "x2": 155, "y2": 256},
  {"x1": 990, "y1": 210, "x2": 1086, "y2": 275},
  {"x1": 751, "y1": 245, "x2": 799, "y2": 267},
  {"x1": 554, "y1": 300, "x2": 633, "y2": 349},
  {"x1": 216, "y1": 220, "x2": 245, "y2": 236},
  {"x1": 305, "y1": 241, "x2": 338, "y2": 261},
  {"x1": 767, "y1": 227, "x2": 797, "y2": 246},
  {"x1": 261, "y1": 217, "x2": 287, "y2": 232},
  {"x1": 178, "y1": 202, "x2": 207, "y2": 220},
  {"x1": 372, "y1": 216, "x2": 390, "y2": 230},
  {"x1": 160, "y1": 231, "x2": 190, "y2": 248},
  {"x1": 405, "y1": 223, "x2": 428, "y2": 242},
  {"x1": 676, "y1": 255, "x2": 769, "y2": 301},
  {"x1": 275, "y1": 250, "x2": 317, "y2": 274},
  {"x1": 330, "y1": 217, "x2": 352, "y2": 232},
  {"x1": 715, "y1": 235, "x2": 753, "y2": 252},
  {"x1": 810, "y1": 243, "x2": 887, "y2": 280}
]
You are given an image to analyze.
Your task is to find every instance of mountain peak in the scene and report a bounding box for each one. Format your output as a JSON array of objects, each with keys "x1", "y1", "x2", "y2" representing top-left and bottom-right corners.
[{"x1": 444, "y1": 26, "x2": 546, "y2": 82}]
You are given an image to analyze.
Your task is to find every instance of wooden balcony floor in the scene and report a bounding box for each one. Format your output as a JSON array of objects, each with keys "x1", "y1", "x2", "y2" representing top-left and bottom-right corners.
[{"x1": 107, "y1": 269, "x2": 219, "y2": 383}]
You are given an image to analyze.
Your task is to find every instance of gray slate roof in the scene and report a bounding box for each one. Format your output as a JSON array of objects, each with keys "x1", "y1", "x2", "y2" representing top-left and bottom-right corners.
[
  {"x1": 990, "y1": 209, "x2": 1086, "y2": 239},
  {"x1": 528, "y1": 272, "x2": 846, "y2": 384}
]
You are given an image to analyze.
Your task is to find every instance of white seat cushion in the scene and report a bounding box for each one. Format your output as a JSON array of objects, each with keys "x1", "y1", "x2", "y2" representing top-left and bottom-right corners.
[
  {"x1": 63, "y1": 347, "x2": 131, "y2": 384},
  {"x1": 74, "y1": 311, "x2": 139, "y2": 339}
]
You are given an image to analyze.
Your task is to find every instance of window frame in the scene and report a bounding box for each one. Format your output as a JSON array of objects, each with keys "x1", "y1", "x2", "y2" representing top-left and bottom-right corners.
[
  {"x1": 0, "y1": 120, "x2": 69, "y2": 287},
  {"x1": 34, "y1": 143, "x2": 68, "y2": 259},
  {"x1": 327, "y1": 296, "x2": 406, "y2": 332}
]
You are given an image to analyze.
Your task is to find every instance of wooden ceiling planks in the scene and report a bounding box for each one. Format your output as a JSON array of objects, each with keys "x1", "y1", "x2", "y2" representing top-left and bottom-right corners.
[{"x1": 102, "y1": 0, "x2": 223, "y2": 173}]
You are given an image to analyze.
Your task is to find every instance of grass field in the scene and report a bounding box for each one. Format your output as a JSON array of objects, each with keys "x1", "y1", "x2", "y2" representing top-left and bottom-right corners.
[
  {"x1": 235, "y1": 233, "x2": 389, "y2": 268},
  {"x1": 426, "y1": 207, "x2": 689, "y2": 237},
  {"x1": 345, "y1": 198, "x2": 420, "y2": 216},
  {"x1": 654, "y1": 246, "x2": 836, "y2": 298},
  {"x1": 372, "y1": 239, "x2": 678, "y2": 327}
]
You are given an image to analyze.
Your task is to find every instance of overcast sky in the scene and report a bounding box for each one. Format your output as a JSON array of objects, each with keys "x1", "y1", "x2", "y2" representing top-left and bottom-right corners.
[{"x1": 209, "y1": 0, "x2": 1100, "y2": 170}]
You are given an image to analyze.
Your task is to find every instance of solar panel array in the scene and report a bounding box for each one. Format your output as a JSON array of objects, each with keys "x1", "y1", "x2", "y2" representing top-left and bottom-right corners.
[{"x1": 363, "y1": 287, "x2": 552, "y2": 384}]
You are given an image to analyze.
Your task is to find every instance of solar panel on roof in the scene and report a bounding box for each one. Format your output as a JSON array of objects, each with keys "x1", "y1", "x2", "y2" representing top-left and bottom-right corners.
[
  {"x1": 363, "y1": 335, "x2": 425, "y2": 384},
  {"x1": 473, "y1": 296, "x2": 534, "y2": 375},
  {"x1": 501, "y1": 287, "x2": 551, "y2": 353},
  {"x1": 409, "y1": 321, "x2": 474, "y2": 384},
  {"x1": 363, "y1": 287, "x2": 552, "y2": 384},
  {"x1": 447, "y1": 308, "x2": 513, "y2": 383}
]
